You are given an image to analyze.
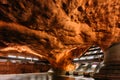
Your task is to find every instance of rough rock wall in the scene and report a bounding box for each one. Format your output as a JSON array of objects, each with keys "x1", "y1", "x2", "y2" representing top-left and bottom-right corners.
[{"x1": 0, "y1": 0, "x2": 120, "y2": 71}]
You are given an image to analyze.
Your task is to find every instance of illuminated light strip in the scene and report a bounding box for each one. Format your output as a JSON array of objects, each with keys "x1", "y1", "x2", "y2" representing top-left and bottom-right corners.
[
  {"x1": 73, "y1": 58, "x2": 79, "y2": 61},
  {"x1": 8, "y1": 55, "x2": 16, "y2": 58},
  {"x1": 18, "y1": 56, "x2": 25, "y2": 59},
  {"x1": 33, "y1": 58, "x2": 39, "y2": 61},
  {"x1": 89, "y1": 47, "x2": 100, "y2": 51},
  {"x1": 100, "y1": 50, "x2": 103, "y2": 52},
  {"x1": 26, "y1": 57, "x2": 32, "y2": 60},
  {"x1": 80, "y1": 57, "x2": 86, "y2": 60}
]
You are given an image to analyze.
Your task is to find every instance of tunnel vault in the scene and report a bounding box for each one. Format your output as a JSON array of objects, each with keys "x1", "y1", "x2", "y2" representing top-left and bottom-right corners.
[{"x1": 0, "y1": 0, "x2": 120, "y2": 77}]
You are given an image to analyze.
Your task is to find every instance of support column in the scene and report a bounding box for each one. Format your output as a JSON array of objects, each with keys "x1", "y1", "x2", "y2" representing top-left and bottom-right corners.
[
  {"x1": 51, "y1": 62, "x2": 75, "y2": 75},
  {"x1": 94, "y1": 43, "x2": 120, "y2": 80}
]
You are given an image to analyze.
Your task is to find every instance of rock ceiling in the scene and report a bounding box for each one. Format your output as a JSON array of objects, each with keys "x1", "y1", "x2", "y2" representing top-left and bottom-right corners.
[{"x1": 0, "y1": 0, "x2": 120, "y2": 71}]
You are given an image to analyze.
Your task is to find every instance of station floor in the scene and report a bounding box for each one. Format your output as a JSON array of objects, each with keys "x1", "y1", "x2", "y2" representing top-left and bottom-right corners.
[{"x1": 0, "y1": 73, "x2": 94, "y2": 80}]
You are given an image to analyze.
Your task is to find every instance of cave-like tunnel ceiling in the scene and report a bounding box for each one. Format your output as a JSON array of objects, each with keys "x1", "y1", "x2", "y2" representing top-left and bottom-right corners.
[{"x1": 0, "y1": 0, "x2": 120, "y2": 71}]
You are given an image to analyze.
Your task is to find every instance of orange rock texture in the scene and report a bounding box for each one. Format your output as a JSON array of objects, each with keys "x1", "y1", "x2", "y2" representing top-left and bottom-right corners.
[{"x1": 0, "y1": 0, "x2": 120, "y2": 71}]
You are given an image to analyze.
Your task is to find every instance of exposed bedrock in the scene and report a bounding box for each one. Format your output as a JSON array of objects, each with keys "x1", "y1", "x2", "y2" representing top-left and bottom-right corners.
[{"x1": 0, "y1": 0, "x2": 120, "y2": 72}]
